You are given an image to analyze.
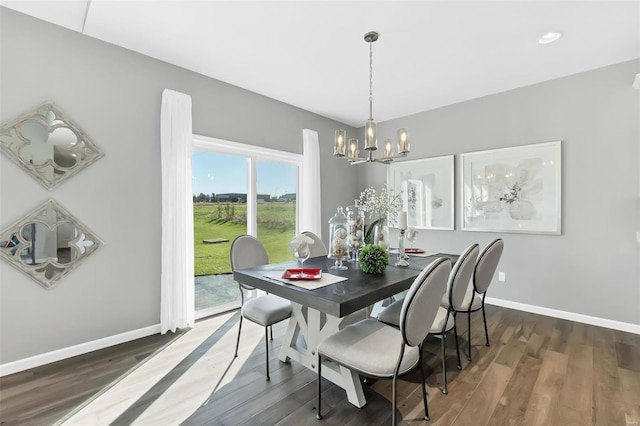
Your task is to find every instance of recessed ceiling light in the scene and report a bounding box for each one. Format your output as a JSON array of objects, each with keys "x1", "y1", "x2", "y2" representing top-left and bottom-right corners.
[{"x1": 538, "y1": 32, "x2": 563, "y2": 44}]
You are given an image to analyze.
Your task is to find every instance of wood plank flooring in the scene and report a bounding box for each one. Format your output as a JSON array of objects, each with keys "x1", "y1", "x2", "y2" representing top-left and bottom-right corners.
[
  {"x1": 0, "y1": 331, "x2": 182, "y2": 426},
  {"x1": 1, "y1": 305, "x2": 639, "y2": 425}
]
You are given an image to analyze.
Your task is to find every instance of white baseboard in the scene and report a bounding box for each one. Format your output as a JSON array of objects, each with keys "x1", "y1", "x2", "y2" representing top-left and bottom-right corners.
[
  {"x1": 0, "y1": 324, "x2": 161, "y2": 377},
  {"x1": 3, "y1": 299, "x2": 640, "y2": 377},
  {"x1": 485, "y1": 297, "x2": 640, "y2": 335}
]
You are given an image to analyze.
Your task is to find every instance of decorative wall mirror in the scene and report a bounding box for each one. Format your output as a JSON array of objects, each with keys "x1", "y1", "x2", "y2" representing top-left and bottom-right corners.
[
  {"x1": 0, "y1": 200, "x2": 104, "y2": 288},
  {"x1": 0, "y1": 102, "x2": 104, "y2": 190}
]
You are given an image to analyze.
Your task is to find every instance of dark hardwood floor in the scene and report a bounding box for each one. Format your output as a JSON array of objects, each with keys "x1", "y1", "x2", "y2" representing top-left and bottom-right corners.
[
  {"x1": 0, "y1": 331, "x2": 183, "y2": 425},
  {"x1": 1, "y1": 305, "x2": 639, "y2": 425}
]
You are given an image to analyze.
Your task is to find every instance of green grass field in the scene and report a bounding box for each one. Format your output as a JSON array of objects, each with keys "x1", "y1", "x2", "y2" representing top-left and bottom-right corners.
[{"x1": 194, "y1": 203, "x2": 297, "y2": 276}]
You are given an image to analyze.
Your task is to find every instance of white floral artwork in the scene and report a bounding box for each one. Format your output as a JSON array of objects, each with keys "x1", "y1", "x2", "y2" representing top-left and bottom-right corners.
[
  {"x1": 388, "y1": 155, "x2": 454, "y2": 230},
  {"x1": 461, "y1": 141, "x2": 561, "y2": 235}
]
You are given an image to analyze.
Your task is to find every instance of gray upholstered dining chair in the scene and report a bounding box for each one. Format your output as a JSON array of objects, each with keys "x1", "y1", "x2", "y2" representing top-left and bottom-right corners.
[
  {"x1": 316, "y1": 257, "x2": 452, "y2": 425},
  {"x1": 230, "y1": 235, "x2": 292, "y2": 380},
  {"x1": 301, "y1": 231, "x2": 328, "y2": 257},
  {"x1": 453, "y1": 238, "x2": 504, "y2": 360},
  {"x1": 378, "y1": 244, "x2": 479, "y2": 394}
]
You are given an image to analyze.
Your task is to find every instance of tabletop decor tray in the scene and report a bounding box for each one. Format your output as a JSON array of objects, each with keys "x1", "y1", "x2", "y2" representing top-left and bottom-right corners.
[{"x1": 282, "y1": 268, "x2": 323, "y2": 280}]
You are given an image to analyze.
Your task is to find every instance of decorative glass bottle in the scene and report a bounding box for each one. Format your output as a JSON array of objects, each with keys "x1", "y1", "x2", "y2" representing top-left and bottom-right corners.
[
  {"x1": 345, "y1": 201, "x2": 365, "y2": 263},
  {"x1": 372, "y1": 218, "x2": 390, "y2": 250},
  {"x1": 328, "y1": 206, "x2": 349, "y2": 270}
]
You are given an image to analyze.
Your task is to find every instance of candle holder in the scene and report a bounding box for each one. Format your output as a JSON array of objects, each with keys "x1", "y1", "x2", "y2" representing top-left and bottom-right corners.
[{"x1": 395, "y1": 229, "x2": 410, "y2": 267}]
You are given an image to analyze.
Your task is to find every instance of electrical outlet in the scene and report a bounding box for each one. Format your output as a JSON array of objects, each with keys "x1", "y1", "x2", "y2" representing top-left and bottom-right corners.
[{"x1": 498, "y1": 272, "x2": 506, "y2": 282}]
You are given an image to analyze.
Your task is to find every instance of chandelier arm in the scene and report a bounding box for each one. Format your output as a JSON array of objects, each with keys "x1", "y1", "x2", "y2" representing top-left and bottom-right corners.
[{"x1": 338, "y1": 153, "x2": 406, "y2": 164}]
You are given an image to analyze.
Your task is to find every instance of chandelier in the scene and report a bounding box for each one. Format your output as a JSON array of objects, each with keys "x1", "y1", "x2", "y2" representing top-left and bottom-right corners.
[{"x1": 334, "y1": 31, "x2": 409, "y2": 164}]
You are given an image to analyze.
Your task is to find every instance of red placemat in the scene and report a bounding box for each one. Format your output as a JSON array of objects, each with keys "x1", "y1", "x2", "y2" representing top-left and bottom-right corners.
[
  {"x1": 282, "y1": 268, "x2": 323, "y2": 280},
  {"x1": 404, "y1": 248, "x2": 426, "y2": 254}
]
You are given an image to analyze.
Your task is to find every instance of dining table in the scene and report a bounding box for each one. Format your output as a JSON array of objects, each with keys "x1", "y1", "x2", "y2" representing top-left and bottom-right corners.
[{"x1": 232, "y1": 250, "x2": 459, "y2": 408}]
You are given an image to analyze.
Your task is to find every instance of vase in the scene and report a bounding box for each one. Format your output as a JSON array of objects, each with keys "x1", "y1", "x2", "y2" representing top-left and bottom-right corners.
[
  {"x1": 328, "y1": 206, "x2": 349, "y2": 270},
  {"x1": 372, "y1": 219, "x2": 389, "y2": 250},
  {"x1": 346, "y1": 201, "x2": 365, "y2": 262}
]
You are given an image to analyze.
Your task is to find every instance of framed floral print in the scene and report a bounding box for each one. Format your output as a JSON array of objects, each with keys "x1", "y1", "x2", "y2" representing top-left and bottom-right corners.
[
  {"x1": 389, "y1": 155, "x2": 454, "y2": 230},
  {"x1": 460, "y1": 141, "x2": 562, "y2": 235}
]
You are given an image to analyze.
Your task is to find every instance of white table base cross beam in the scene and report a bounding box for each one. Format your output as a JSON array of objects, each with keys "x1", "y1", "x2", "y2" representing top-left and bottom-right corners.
[{"x1": 279, "y1": 303, "x2": 366, "y2": 408}]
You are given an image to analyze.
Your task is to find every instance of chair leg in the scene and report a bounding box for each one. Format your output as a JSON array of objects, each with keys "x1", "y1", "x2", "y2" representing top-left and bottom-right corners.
[
  {"x1": 392, "y1": 374, "x2": 398, "y2": 426},
  {"x1": 467, "y1": 311, "x2": 472, "y2": 361},
  {"x1": 453, "y1": 322, "x2": 462, "y2": 370},
  {"x1": 234, "y1": 316, "x2": 243, "y2": 358},
  {"x1": 270, "y1": 325, "x2": 274, "y2": 341},
  {"x1": 418, "y1": 345, "x2": 430, "y2": 421},
  {"x1": 482, "y1": 304, "x2": 490, "y2": 346},
  {"x1": 440, "y1": 336, "x2": 448, "y2": 395},
  {"x1": 264, "y1": 327, "x2": 270, "y2": 381},
  {"x1": 316, "y1": 354, "x2": 322, "y2": 420}
]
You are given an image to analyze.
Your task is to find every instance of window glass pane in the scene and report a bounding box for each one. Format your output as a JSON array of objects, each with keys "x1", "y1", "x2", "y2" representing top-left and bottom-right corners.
[
  {"x1": 256, "y1": 160, "x2": 297, "y2": 263},
  {"x1": 192, "y1": 150, "x2": 247, "y2": 312},
  {"x1": 191, "y1": 140, "x2": 301, "y2": 318}
]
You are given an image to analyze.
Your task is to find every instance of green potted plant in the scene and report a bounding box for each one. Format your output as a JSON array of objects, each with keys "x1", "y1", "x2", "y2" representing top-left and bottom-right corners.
[{"x1": 359, "y1": 244, "x2": 389, "y2": 274}]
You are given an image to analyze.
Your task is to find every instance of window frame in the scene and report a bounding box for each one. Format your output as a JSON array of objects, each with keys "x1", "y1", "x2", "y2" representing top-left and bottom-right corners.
[
  {"x1": 192, "y1": 134, "x2": 303, "y2": 319},
  {"x1": 193, "y1": 135, "x2": 303, "y2": 235}
]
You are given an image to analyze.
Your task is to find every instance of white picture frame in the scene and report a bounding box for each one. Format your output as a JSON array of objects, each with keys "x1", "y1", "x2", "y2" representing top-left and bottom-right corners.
[
  {"x1": 388, "y1": 155, "x2": 455, "y2": 230},
  {"x1": 460, "y1": 140, "x2": 562, "y2": 235}
]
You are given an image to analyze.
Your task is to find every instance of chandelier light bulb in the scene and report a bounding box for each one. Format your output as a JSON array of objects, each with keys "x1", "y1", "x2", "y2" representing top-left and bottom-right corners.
[
  {"x1": 348, "y1": 138, "x2": 359, "y2": 160},
  {"x1": 364, "y1": 119, "x2": 377, "y2": 151},
  {"x1": 334, "y1": 130, "x2": 346, "y2": 157},
  {"x1": 397, "y1": 128, "x2": 410, "y2": 153},
  {"x1": 384, "y1": 139, "x2": 393, "y2": 157}
]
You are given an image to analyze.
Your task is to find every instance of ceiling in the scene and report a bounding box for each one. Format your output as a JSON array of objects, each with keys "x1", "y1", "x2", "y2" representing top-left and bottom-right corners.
[{"x1": 2, "y1": 1, "x2": 639, "y2": 127}]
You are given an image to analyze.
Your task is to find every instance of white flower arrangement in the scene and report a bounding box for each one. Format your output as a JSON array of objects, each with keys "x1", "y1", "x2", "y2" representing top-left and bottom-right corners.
[{"x1": 358, "y1": 185, "x2": 403, "y2": 226}]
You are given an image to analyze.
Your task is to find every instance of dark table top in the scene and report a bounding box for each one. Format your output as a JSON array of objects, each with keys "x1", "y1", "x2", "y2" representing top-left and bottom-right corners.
[{"x1": 232, "y1": 252, "x2": 459, "y2": 318}]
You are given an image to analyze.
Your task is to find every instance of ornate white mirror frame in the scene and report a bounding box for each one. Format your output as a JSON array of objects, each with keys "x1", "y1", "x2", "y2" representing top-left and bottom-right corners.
[
  {"x1": 0, "y1": 200, "x2": 104, "y2": 289},
  {"x1": 0, "y1": 101, "x2": 104, "y2": 190}
]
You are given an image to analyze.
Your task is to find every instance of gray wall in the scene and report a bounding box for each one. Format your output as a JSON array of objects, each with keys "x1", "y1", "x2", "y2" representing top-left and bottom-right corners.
[
  {"x1": 0, "y1": 8, "x2": 357, "y2": 364},
  {"x1": 1, "y1": 7, "x2": 638, "y2": 366},
  {"x1": 358, "y1": 59, "x2": 640, "y2": 325}
]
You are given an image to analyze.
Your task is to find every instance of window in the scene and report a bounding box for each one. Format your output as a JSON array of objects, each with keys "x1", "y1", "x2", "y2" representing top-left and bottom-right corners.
[{"x1": 192, "y1": 135, "x2": 302, "y2": 318}]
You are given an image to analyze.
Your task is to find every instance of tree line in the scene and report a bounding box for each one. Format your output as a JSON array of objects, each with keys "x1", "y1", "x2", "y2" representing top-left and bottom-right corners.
[{"x1": 193, "y1": 193, "x2": 219, "y2": 203}]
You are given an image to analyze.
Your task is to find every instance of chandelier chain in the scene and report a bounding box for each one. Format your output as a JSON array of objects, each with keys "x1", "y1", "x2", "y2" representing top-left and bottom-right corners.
[{"x1": 369, "y1": 39, "x2": 373, "y2": 120}]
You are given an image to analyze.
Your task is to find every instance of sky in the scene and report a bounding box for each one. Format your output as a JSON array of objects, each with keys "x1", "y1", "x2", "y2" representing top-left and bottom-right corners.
[{"x1": 192, "y1": 150, "x2": 297, "y2": 197}]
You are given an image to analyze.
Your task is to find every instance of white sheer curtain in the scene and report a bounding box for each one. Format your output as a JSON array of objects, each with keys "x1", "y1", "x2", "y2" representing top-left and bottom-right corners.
[
  {"x1": 300, "y1": 129, "x2": 322, "y2": 235},
  {"x1": 160, "y1": 89, "x2": 195, "y2": 334}
]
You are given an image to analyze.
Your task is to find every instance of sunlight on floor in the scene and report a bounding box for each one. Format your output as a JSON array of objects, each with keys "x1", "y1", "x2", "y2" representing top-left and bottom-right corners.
[{"x1": 58, "y1": 312, "x2": 267, "y2": 426}]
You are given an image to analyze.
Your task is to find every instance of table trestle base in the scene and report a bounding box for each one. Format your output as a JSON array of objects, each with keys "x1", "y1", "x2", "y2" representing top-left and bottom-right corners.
[{"x1": 279, "y1": 303, "x2": 366, "y2": 408}]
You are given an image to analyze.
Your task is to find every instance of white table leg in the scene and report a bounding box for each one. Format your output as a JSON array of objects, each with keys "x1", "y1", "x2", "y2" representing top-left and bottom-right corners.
[
  {"x1": 368, "y1": 297, "x2": 397, "y2": 318},
  {"x1": 279, "y1": 304, "x2": 304, "y2": 363},
  {"x1": 279, "y1": 302, "x2": 366, "y2": 408}
]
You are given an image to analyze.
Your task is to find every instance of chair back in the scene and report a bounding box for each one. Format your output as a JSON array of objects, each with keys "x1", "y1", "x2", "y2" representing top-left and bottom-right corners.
[
  {"x1": 399, "y1": 257, "x2": 451, "y2": 347},
  {"x1": 473, "y1": 239, "x2": 504, "y2": 294},
  {"x1": 230, "y1": 235, "x2": 269, "y2": 291},
  {"x1": 302, "y1": 231, "x2": 328, "y2": 257},
  {"x1": 447, "y1": 244, "x2": 479, "y2": 311}
]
